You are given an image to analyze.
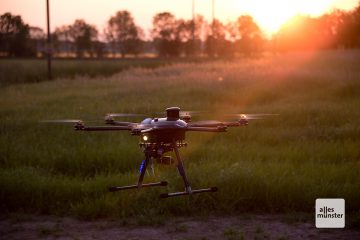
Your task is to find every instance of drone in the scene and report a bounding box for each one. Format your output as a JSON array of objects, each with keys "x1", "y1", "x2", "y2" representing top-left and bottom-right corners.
[{"x1": 46, "y1": 107, "x2": 267, "y2": 198}]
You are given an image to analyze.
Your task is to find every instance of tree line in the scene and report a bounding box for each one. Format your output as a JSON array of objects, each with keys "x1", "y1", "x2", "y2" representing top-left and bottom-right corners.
[{"x1": 1, "y1": 4, "x2": 360, "y2": 58}]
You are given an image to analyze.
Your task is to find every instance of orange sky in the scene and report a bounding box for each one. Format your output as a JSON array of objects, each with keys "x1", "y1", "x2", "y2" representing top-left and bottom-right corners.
[{"x1": 0, "y1": 0, "x2": 358, "y2": 38}]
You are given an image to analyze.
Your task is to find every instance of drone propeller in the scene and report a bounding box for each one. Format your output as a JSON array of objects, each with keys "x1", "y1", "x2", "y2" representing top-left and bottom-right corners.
[
  {"x1": 40, "y1": 119, "x2": 83, "y2": 124},
  {"x1": 180, "y1": 111, "x2": 206, "y2": 116},
  {"x1": 229, "y1": 113, "x2": 279, "y2": 120},
  {"x1": 155, "y1": 110, "x2": 205, "y2": 117},
  {"x1": 106, "y1": 113, "x2": 145, "y2": 118},
  {"x1": 105, "y1": 113, "x2": 145, "y2": 124}
]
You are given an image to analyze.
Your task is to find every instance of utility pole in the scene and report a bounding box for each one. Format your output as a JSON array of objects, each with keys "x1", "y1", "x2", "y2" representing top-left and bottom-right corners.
[
  {"x1": 192, "y1": 0, "x2": 195, "y2": 54},
  {"x1": 46, "y1": 0, "x2": 52, "y2": 80},
  {"x1": 212, "y1": 0, "x2": 215, "y2": 35}
]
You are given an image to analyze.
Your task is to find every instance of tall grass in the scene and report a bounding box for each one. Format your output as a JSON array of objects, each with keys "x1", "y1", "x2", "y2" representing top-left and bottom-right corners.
[
  {"x1": 0, "y1": 58, "x2": 196, "y2": 87},
  {"x1": 0, "y1": 51, "x2": 359, "y2": 219}
]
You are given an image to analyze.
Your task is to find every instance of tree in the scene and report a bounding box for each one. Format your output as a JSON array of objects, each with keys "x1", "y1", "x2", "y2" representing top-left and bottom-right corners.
[
  {"x1": 237, "y1": 15, "x2": 264, "y2": 55},
  {"x1": 222, "y1": 21, "x2": 241, "y2": 57},
  {"x1": 151, "y1": 12, "x2": 181, "y2": 57},
  {"x1": 317, "y1": 10, "x2": 349, "y2": 49},
  {"x1": 69, "y1": 19, "x2": 98, "y2": 58},
  {"x1": 53, "y1": 25, "x2": 73, "y2": 56},
  {"x1": 29, "y1": 26, "x2": 46, "y2": 57},
  {"x1": 205, "y1": 19, "x2": 227, "y2": 57},
  {"x1": 177, "y1": 15, "x2": 206, "y2": 56},
  {"x1": 54, "y1": 20, "x2": 98, "y2": 58},
  {"x1": 277, "y1": 15, "x2": 330, "y2": 51},
  {"x1": 0, "y1": 12, "x2": 34, "y2": 57},
  {"x1": 338, "y1": 5, "x2": 360, "y2": 48},
  {"x1": 105, "y1": 10, "x2": 143, "y2": 58},
  {"x1": 353, "y1": 3, "x2": 360, "y2": 47},
  {"x1": 176, "y1": 19, "x2": 193, "y2": 56},
  {"x1": 92, "y1": 40, "x2": 105, "y2": 58}
]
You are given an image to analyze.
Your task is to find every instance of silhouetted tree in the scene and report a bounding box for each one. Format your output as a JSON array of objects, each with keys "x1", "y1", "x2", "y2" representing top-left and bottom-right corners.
[
  {"x1": 54, "y1": 20, "x2": 98, "y2": 58},
  {"x1": 3, "y1": 5, "x2": 360, "y2": 59},
  {"x1": 338, "y1": 6, "x2": 360, "y2": 48},
  {"x1": 152, "y1": 12, "x2": 182, "y2": 57},
  {"x1": 53, "y1": 25, "x2": 73, "y2": 56},
  {"x1": 0, "y1": 12, "x2": 34, "y2": 57},
  {"x1": 221, "y1": 21, "x2": 240, "y2": 57},
  {"x1": 353, "y1": 3, "x2": 360, "y2": 46},
  {"x1": 105, "y1": 10, "x2": 143, "y2": 58},
  {"x1": 29, "y1": 26, "x2": 46, "y2": 57},
  {"x1": 176, "y1": 15, "x2": 206, "y2": 56},
  {"x1": 277, "y1": 15, "x2": 336, "y2": 51},
  {"x1": 69, "y1": 19, "x2": 98, "y2": 58},
  {"x1": 237, "y1": 15, "x2": 264, "y2": 55},
  {"x1": 205, "y1": 19, "x2": 227, "y2": 57},
  {"x1": 93, "y1": 40, "x2": 105, "y2": 58},
  {"x1": 177, "y1": 19, "x2": 192, "y2": 53}
]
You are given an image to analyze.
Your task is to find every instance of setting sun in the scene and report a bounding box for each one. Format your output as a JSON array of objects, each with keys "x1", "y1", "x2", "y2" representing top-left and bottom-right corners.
[{"x1": 238, "y1": 0, "x2": 343, "y2": 35}]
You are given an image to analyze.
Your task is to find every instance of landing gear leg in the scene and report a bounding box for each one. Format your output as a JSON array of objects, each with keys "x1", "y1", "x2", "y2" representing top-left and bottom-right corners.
[
  {"x1": 159, "y1": 141, "x2": 217, "y2": 198},
  {"x1": 137, "y1": 152, "x2": 150, "y2": 188},
  {"x1": 109, "y1": 149, "x2": 167, "y2": 192},
  {"x1": 174, "y1": 142, "x2": 192, "y2": 194}
]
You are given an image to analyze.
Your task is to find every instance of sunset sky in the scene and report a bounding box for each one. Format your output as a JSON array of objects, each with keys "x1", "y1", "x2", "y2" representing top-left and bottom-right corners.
[{"x1": 0, "y1": 0, "x2": 358, "y2": 38}]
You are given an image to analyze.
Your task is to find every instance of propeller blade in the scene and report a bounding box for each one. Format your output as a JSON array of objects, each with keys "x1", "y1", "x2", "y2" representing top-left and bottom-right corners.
[
  {"x1": 40, "y1": 119, "x2": 83, "y2": 124},
  {"x1": 156, "y1": 110, "x2": 207, "y2": 117},
  {"x1": 229, "y1": 113, "x2": 279, "y2": 120},
  {"x1": 106, "y1": 113, "x2": 145, "y2": 118},
  {"x1": 180, "y1": 110, "x2": 206, "y2": 116}
]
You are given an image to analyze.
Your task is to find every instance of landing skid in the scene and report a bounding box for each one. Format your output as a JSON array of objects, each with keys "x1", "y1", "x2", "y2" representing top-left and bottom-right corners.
[
  {"x1": 109, "y1": 181, "x2": 168, "y2": 192},
  {"x1": 109, "y1": 140, "x2": 218, "y2": 198},
  {"x1": 160, "y1": 187, "x2": 218, "y2": 198}
]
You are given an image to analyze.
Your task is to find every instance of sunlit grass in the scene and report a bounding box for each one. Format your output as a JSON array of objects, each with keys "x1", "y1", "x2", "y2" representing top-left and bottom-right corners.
[
  {"x1": 0, "y1": 58, "x2": 195, "y2": 87},
  {"x1": 0, "y1": 51, "x2": 360, "y2": 219}
]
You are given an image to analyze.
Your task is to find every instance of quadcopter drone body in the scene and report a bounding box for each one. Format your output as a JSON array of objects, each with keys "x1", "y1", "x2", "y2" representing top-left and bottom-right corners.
[{"x1": 50, "y1": 107, "x2": 250, "y2": 198}]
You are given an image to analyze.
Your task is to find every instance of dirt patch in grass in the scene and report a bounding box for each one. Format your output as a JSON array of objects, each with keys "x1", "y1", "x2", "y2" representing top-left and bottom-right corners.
[{"x1": 1, "y1": 214, "x2": 359, "y2": 240}]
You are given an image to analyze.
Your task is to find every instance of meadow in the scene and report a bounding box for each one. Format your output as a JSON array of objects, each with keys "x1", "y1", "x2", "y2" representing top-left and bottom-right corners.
[
  {"x1": 0, "y1": 58, "x2": 195, "y2": 87},
  {"x1": 0, "y1": 51, "x2": 359, "y2": 220}
]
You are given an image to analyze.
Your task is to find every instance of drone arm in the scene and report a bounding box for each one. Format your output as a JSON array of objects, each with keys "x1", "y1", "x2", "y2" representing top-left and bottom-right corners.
[
  {"x1": 188, "y1": 122, "x2": 223, "y2": 127},
  {"x1": 75, "y1": 125, "x2": 132, "y2": 131},
  {"x1": 106, "y1": 121, "x2": 137, "y2": 126}
]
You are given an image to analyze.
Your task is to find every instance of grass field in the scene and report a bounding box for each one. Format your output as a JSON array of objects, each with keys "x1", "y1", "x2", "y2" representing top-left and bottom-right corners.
[
  {"x1": 0, "y1": 51, "x2": 359, "y2": 220},
  {"x1": 0, "y1": 58, "x2": 199, "y2": 87}
]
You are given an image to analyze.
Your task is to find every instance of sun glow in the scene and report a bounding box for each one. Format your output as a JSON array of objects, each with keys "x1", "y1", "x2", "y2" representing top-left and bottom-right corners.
[{"x1": 238, "y1": 0, "x2": 338, "y2": 35}]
